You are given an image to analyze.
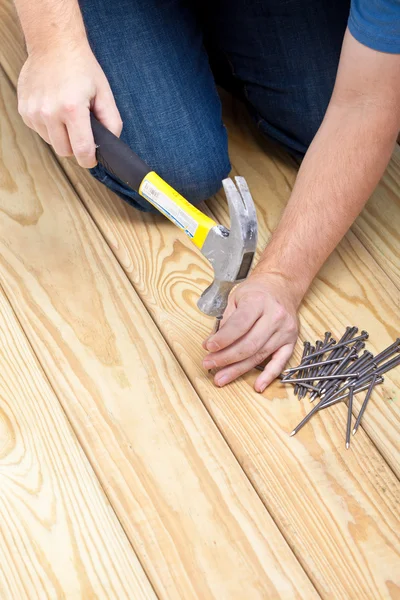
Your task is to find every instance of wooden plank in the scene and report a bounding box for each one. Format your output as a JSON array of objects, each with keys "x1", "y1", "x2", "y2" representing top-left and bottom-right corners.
[
  {"x1": 1, "y1": 7, "x2": 399, "y2": 597},
  {"x1": 0, "y1": 68, "x2": 317, "y2": 599},
  {"x1": 58, "y1": 114, "x2": 400, "y2": 599},
  {"x1": 0, "y1": 0, "x2": 398, "y2": 470},
  {"x1": 10, "y1": 68, "x2": 400, "y2": 600},
  {"x1": 0, "y1": 292, "x2": 155, "y2": 599},
  {"x1": 351, "y1": 146, "x2": 400, "y2": 289}
]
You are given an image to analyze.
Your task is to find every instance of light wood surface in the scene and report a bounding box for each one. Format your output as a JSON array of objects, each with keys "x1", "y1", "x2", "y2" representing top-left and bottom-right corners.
[
  {"x1": 0, "y1": 67, "x2": 318, "y2": 599},
  {"x1": 55, "y1": 107, "x2": 400, "y2": 599},
  {"x1": 0, "y1": 3, "x2": 399, "y2": 598},
  {"x1": 0, "y1": 289, "x2": 155, "y2": 600},
  {"x1": 352, "y1": 146, "x2": 400, "y2": 289}
]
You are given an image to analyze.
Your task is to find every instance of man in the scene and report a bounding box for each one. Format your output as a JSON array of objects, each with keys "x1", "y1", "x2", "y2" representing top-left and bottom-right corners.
[{"x1": 15, "y1": 0, "x2": 400, "y2": 392}]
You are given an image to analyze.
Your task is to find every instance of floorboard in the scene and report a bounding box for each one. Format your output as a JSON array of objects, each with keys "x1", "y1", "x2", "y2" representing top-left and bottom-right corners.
[
  {"x1": 0, "y1": 290, "x2": 155, "y2": 600},
  {"x1": 55, "y1": 116, "x2": 400, "y2": 599},
  {"x1": 0, "y1": 67, "x2": 317, "y2": 599},
  {"x1": 352, "y1": 146, "x2": 400, "y2": 290},
  {"x1": 0, "y1": 4, "x2": 399, "y2": 598}
]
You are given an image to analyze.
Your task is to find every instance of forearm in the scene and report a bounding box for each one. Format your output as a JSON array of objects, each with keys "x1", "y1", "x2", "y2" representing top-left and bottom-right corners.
[
  {"x1": 255, "y1": 100, "x2": 398, "y2": 304},
  {"x1": 14, "y1": 0, "x2": 88, "y2": 54}
]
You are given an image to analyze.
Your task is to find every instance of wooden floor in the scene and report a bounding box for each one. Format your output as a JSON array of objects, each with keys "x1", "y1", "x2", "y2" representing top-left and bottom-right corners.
[{"x1": 0, "y1": 2, "x2": 399, "y2": 598}]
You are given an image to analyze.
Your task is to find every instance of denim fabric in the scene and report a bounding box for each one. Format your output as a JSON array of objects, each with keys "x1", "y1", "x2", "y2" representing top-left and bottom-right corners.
[{"x1": 80, "y1": 0, "x2": 349, "y2": 212}]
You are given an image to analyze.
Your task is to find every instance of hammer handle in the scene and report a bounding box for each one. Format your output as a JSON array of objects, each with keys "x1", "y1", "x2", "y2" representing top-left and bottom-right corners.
[
  {"x1": 90, "y1": 113, "x2": 149, "y2": 191},
  {"x1": 90, "y1": 113, "x2": 216, "y2": 249}
]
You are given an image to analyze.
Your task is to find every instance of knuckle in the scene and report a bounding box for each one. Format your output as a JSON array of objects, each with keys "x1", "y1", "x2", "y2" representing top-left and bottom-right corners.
[
  {"x1": 286, "y1": 317, "x2": 298, "y2": 336},
  {"x1": 62, "y1": 102, "x2": 78, "y2": 115},
  {"x1": 274, "y1": 304, "x2": 287, "y2": 322},
  {"x1": 244, "y1": 339, "x2": 259, "y2": 357},
  {"x1": 228, "y1": 365, "x2": 242, "y2": 381},
  {"x1": 39, "y1": 107, "x2": 52, "y2": 120},
  {"x1": 74, "y1": 142, "x2": 93, "y2": 157},
  {"x1": 25, "y1": 107, "x2": 37, "y2": 122},
  {"x1": 58, "y1": 148, "x2": 73, "y2": 158},
  {"x1": 254, "y1": 349, "x2": 269, "y2": 365}
]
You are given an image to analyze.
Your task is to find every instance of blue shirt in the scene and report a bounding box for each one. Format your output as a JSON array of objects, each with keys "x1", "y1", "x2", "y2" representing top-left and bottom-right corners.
[{"x1": 349, "y1": 0, "x2": 400, "y2": 53}]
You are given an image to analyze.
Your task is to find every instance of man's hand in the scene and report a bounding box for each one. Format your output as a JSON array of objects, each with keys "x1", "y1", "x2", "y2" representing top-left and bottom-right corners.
[
  {"x1": 18, "y1": 42, "x2": 122, "y2": 168},
  {"x1": 202, "y1": 274, "x2": 299, "y2": 392}
]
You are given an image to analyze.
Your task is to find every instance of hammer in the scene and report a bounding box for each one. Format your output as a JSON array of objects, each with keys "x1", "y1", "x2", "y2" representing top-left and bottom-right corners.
[{"x1": 91, "y1": 115, "x2": 258, "y2": 326}]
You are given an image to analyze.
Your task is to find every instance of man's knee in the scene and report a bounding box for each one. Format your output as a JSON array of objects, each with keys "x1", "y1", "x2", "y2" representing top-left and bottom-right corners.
[{"x1": 162, "y1": 142, "x2": 231, "y2": 205}]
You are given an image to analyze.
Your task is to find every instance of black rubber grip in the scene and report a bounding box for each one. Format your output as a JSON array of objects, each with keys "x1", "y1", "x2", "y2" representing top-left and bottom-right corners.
[{"x1": 90, "y1": 113, "x2": 150, "y2": 192}]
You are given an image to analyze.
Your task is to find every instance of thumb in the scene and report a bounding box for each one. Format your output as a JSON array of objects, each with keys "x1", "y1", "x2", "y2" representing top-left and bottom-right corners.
[{"x1": 92, "y1": 80, "x2": 123, "y2": 137}]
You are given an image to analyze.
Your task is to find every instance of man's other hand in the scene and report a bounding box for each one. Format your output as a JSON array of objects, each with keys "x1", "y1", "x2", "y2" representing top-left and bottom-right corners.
[
  {"x1": 202, "y1": 274, "x2": 299, "y2": 392},
  {"x1": 17, "y1": 42, "x2": 122, "y2": 168}
]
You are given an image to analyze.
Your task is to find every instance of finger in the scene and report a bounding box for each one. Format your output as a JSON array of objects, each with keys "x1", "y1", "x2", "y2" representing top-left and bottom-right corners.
[
  {"x1": 32, "y1": 120, "x2": 51, "y2": 145},
  {"x1": 203, "y1": 315, "x2": 274, "y2": 370},
  {"x1": 65, "y1": 106, "x2": 97, "y2": 168},
  {"x1": 255, "y1": 343, "x2": 294, "y2": 393},
  {"x1": 214, "y1": 335, "x2": 281, "y2": 387},
  {"x1": 47, "y1": 121, "x2": 73, "y2": 157},
  {"x1": 92, "y1": 83, "x2": 123, "y2": 137},
  {"x1": 205, "y1": 297, "x2": 263, "y2": 352}
]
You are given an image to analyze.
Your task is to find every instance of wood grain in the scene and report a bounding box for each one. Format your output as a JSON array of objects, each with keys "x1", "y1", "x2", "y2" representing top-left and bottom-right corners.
[
  {"x1": 0, "y1": 66, "x2": 318, "y2": 598},
  {"x1": 352, "y1": 146, "x2": 400, "y2": 289},
  {"x1": 16, "y1": 71, "x2": 400, "y2": 600},
  {"x1": 0, "y1": 291, "x2": 155, "y2": 599},
  {"x1": 0, "y1": 6, "x2": 399, "y2": 598},
  {"x1": 57, "y1": 113, "x2": 400, "y2": 600}
]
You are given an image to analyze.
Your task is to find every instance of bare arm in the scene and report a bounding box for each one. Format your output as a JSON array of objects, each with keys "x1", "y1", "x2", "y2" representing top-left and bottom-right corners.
[
  {"x1": 14, "y1": 0, "x2": 87, "y2": 54},
  {"x1": 15, "y1": 0, "x2": 122, "y2": 167},
  {"x1": 256, "y1": 30, "x2": 400, "y2": 302},
  {"x1": 203, "y1": 30, "x2": 400, "y2": 390}
]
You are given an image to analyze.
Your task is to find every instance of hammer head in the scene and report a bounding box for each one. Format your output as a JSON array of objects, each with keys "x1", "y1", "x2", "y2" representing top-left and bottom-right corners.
[{"x1": 197, "y1": 176, "x2": 258, "y2": 318}]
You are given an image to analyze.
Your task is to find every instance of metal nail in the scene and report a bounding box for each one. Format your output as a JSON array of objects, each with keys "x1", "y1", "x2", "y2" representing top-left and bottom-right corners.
[
  {"x1": 375, "y1": 354, "x2": 400, "y2": 375},
  {"x1": 298, "y1": 344, "x2": 314, "y2": 397},
  {"x1": 283, "y1": 356, "x2": 347, "y2": 374},
  {"x1": 319, "y1": 377, "x2": 383, "y2": 409},
  {"x1": 284, "y1": 373, "x2": 360, "y2": 384},
  {"x1": 309, "y1": 344, "x2": 356, "y2": 400},
  {"x1": 322, "y1": 368, "x2": 377, "y2": 404},
  {"x1": 295, "y1": 341, "x2": 310, "y2": 396},
  {"x1": 303, "y1": 332, "x2": 368, "y2": 362},
  {"x1": 346, "y1": 386, "x2": 354, "y2": 449},
  {"x1": 373, "y1": 338, "x2": 400, "y2": 363},
  {"x1": 353, "y1": 374, "x2": 377, "y2": 435},
  {"x1": 294, "y1": 339, "x2": 336, "y2": 369}
]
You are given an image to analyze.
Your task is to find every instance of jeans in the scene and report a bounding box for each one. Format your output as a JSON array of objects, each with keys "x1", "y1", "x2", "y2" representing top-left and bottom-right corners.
[{"x1": 79, "y1": 0, "x2": 350, "y2": 212}]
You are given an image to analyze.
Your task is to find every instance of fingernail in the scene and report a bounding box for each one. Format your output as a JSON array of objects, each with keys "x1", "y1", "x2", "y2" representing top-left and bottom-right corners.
[
  {"x1": 216, "y1": 375, "x2": 229, "y2": 387},
  {"x1": 259, "y1": 383, "x2": 267, "y2": 393},
  {"x1": 206, "y1": 341, "x2": 219, "y2": 352},
  {"x1": 203, "y1": 360, "x2": 216, "y2": 370}
]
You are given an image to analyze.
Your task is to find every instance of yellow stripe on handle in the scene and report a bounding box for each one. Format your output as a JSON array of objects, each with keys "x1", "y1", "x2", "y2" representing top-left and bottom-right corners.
[{"x1": 139, "y1": 172, "x2": 216, "y2": 249}]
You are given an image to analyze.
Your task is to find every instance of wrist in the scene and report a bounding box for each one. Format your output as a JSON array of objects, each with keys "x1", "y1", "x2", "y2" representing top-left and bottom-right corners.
[
  {"x1": 27, "y1": 34, "x2": 90, "y2": 58},
  {"x1": 249, "y1": 264, "x2": 307, "y2": 310}
]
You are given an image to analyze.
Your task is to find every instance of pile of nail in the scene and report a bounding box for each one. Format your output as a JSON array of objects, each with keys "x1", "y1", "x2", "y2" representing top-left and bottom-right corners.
[{"x1": 281, "y1": 327, "x2": 400, "y2": 448}]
